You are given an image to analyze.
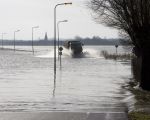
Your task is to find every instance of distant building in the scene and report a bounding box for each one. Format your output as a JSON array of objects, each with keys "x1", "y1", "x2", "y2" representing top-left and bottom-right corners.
[{"x1": 44, "y1": 32, "x2": 48, "y2": 41}]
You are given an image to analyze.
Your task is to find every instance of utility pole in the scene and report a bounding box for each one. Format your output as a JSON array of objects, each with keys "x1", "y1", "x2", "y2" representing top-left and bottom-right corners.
[{"x1": 32, "y1": 26, "x2": 39, "y2": 55}]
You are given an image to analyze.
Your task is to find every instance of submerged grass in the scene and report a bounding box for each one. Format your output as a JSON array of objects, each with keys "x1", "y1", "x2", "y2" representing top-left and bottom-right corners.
[
  {"x1": 101, "y1": 50, "x2": 133, "y2": 60},
  {"x1": 128, "y1": 80, "x2": 150, "y2": 108},
  {"x1": 128, "y1": 112, "x2": 150, "y2": 120},
  {"x1": 127, "y1": 81, "x2": 150, "y2": 120}
]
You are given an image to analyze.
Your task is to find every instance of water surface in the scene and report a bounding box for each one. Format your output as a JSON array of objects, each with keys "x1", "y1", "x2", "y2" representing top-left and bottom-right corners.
[{"x1": 0, "y1": 46, "x2": 134, "y2": 112}]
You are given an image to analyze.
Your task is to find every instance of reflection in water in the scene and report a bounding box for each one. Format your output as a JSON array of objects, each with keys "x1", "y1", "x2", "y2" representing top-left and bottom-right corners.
[
  {"x1": 53, "y1": 65, "x2": 63, "y2": 97},
  {"x1": 58, "y1": 70, "x2": 63, "y2": 84},
  {"x1": 53, "y1": 79, "x2": 56, "y2": 98}
]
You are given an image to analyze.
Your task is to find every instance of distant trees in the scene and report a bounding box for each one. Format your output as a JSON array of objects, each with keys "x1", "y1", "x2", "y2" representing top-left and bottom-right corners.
[
  {"x1": 89, "y1": 0, "x2": 150, "y2": 90},
  {"x1": 73, "y1": 36, "x2": 120, "y2": 45}
]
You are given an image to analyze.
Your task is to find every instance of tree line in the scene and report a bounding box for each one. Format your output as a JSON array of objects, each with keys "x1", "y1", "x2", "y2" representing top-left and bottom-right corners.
[{"x1": 0, "y1": 36, "x2": 121, "y2": 46}]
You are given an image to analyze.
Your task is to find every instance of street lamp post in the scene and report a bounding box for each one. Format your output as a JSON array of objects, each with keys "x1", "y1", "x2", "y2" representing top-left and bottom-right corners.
[
  {"x1": 54, "y1": 2, "x2": 72, "y2": 80},
  {"x1": 32, "y1": 26, "x2": 39, "y2": 55},
  {"x1": 14, "y1": 30, "x2": 20, "y2": 51},
  {"x1": 1, "y1": 33, "x2": 6, "y2": 49},
  {"x1": 57, "y1": 20, "x2": 68, "y2": 60}
]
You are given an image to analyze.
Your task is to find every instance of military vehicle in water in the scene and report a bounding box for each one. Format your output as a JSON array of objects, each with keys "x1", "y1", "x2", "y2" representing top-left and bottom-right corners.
[{"x1": 63, "y1": 41, "x2": 83, "y2": 56}]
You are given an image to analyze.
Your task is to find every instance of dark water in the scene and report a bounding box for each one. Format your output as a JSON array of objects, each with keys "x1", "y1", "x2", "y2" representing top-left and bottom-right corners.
[{"x1": 0, "y1": 46, "x2": 134, "y2": 112}]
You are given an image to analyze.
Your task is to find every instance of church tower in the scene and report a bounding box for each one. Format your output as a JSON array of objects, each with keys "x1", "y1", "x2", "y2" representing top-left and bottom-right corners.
[{"x1": 44, "y1": 32, "x2": 48, "y2": 41}]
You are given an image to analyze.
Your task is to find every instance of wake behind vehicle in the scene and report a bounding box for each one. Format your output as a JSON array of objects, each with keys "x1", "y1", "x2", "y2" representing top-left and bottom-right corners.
[{"x1": 63, "y1": 40, "x2": 83, "y2": 56}]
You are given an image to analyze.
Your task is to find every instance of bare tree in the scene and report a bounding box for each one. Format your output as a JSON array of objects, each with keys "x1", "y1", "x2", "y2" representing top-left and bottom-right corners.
[{"x1": 89, "y1": 0, "x2": 150, "y2": 90}]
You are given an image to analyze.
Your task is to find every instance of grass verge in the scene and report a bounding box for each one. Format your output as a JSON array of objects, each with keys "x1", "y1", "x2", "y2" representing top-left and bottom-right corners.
[
  {"x1": 101, "y1": 50, "x2": 132, "y2": 60},
  {"x1": 128, "y1": 112, "x2": 150, "y2": 120},
  {"x1": 127, "y1": 81, "x2": 150, "y2": 120}
]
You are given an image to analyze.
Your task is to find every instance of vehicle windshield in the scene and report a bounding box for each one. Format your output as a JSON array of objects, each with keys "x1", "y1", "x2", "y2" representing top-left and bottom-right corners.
[{"x1": 70, "y1": 42, "x2": 82, "y2": 47}]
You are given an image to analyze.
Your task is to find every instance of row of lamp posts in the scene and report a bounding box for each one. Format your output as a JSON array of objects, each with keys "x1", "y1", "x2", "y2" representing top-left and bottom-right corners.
[
  {"x1": 1, "y1": 2, "x2": 72, "y2": 81},
  {"x1": 1, "y1": 27, "x2": 39, "y2": 55}
]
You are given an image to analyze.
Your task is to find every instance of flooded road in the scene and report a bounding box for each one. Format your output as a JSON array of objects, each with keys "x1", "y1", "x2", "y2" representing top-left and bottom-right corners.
[{"x1": 0, "y1": 46, "x2": 134, "y2": 112}]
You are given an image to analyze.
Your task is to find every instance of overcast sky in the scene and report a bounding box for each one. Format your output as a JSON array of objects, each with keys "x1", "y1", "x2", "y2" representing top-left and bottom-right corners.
[{"x1": 0, "y1": 0, "x2": 119, "y2": 40}]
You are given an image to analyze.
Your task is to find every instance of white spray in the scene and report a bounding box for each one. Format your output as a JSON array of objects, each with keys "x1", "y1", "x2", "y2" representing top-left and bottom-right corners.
[{"x1": 36, "y1": 47, "x2": 103, "y2": 59}]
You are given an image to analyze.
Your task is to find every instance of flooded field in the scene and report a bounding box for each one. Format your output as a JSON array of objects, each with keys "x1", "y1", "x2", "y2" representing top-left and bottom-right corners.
[{"x1": 0, "y1": 46, "x2": 134, "y2": 112}]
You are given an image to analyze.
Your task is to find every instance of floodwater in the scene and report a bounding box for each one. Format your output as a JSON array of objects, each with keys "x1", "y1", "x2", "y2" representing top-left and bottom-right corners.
[{"x1": 0, "y1": 46, "x2": 134, "y2": 112}]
